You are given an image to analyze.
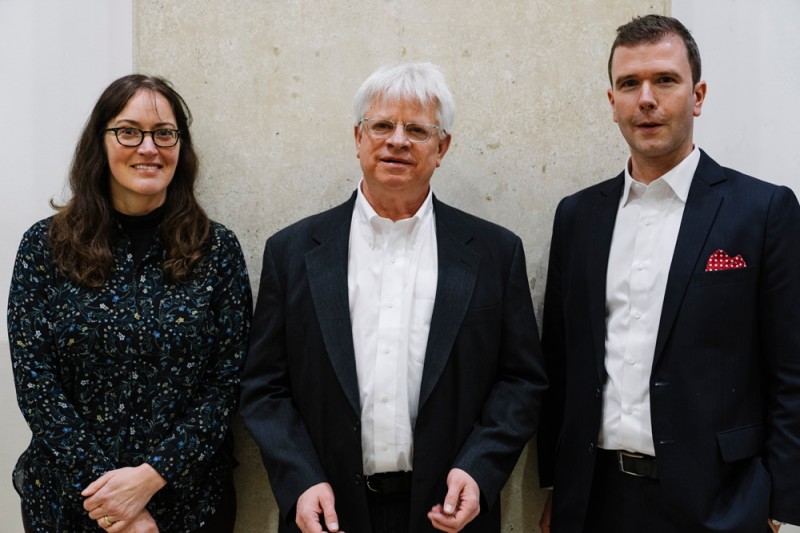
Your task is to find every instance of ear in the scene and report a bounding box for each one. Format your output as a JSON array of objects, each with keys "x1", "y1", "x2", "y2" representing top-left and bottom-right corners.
[
  {"x1": 607, "y1": 88, "x2": 619, "y2": 124},
  {"x1": 354, "y1": 125, "x2": 362, "y2": 158},
  {"x1": 435, "y1": 133, "x2": 452, "y2": 167},
  {"x1": 693, "y1": 80, "x2": 707, "y2": 117}
]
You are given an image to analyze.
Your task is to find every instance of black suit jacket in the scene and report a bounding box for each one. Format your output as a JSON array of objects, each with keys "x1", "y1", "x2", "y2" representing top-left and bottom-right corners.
[
  {"x1": 537, "y1": 151, "x2": 800, "y2": 532},
  {"x1": 241, "y1": 193, "x2": 546, "y2": 533}
]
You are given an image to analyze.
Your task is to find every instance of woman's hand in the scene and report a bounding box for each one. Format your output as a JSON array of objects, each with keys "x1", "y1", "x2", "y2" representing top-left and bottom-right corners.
[
  {"x1": 102, "y1": 509, "x2": 160, "y2": 533},
  {"x1": 82, "y1": 464, "x2": 166, "y2": 529}
]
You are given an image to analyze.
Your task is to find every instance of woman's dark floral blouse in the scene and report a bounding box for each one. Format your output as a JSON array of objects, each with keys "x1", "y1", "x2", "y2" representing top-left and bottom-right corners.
[{"x1": 7, "y1": 217, "x2": 252, "y2": 532}]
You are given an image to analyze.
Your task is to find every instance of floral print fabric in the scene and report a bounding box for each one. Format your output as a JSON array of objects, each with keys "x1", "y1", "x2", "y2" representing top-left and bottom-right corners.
[{"x1": 7, "y1": 218, "x2": 252, "y2": 532}]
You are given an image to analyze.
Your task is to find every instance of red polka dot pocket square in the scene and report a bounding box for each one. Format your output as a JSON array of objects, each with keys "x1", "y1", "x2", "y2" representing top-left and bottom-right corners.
[{"x1": 705, "y1": 249, "x2": 747, "y2": 272}]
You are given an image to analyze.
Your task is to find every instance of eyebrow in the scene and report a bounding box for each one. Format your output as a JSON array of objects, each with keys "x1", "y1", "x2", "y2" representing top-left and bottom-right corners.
[{"x1": 111, "y1": 118, "x2": 178, "y2": 128}]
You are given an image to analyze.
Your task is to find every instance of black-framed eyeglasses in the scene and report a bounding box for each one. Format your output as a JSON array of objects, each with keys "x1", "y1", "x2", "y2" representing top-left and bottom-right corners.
[
  {"x1": 105, "y1": 127, "x2": 181, "y2": 147},
  {"x1": 359, "y1": 117, "x2": 441, "y2": 143}
]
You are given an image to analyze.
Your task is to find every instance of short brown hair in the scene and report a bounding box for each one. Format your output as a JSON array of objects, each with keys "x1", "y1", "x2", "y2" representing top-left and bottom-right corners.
[{"x1": 608, "y1": 14, "x2": 702, "y2": 86}]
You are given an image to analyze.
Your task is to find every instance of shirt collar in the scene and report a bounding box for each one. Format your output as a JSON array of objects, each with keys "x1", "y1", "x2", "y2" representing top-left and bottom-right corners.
[
  {"x1": 354, "y1": 179, "x2": 434, "y2": 249},
  {"x1": 620, "y1": 146, "x2": 700, "y2": 206}
]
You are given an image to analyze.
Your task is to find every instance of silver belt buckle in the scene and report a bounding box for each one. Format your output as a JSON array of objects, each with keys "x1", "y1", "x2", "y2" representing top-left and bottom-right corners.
[{"x1": 617, "y1": 450, "x2": 645, "y2": 477}]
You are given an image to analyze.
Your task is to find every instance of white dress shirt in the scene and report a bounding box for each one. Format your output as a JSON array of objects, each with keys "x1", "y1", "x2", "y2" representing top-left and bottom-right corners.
[
  {"x1": 599, "y1": 147, "x2": 700, "y2": 456},
  {"x1": 348, "y1": 181, "x2": 438, "y2": 475}
]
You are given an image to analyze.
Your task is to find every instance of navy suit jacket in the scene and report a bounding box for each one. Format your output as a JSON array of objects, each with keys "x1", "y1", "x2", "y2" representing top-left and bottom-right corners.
[
  {"x1": 241, "y1": 193, "x2": 546, "y2": 533},
  {"x1": 537, "y1": 151, "x2": 800, "y2": 532}
]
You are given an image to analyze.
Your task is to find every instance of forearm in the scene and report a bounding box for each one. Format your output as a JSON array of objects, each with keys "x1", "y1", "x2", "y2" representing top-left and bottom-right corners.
[{"x1": 454, "y1": 239, "x2": 547, "y2": 506}]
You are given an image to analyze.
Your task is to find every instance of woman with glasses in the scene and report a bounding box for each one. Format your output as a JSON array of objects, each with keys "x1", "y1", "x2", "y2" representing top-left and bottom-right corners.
[{"x1": 7, "y1": 74, "x2": 251, "y2": 532}]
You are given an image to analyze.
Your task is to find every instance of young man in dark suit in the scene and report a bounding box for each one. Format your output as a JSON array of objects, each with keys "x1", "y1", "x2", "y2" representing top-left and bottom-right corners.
[
  {"x1": 241, "y1": 62, "x2": 546, "y2": 533},
  {"x1": 537, "y1": 14, "x2": 800, "y2": 533}
]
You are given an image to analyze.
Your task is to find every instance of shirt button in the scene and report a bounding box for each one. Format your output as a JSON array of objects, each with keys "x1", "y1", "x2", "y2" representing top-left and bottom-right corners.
[
  {"x1": 626, "y1": 406, "x2": 634, "y2": 414},
  {"x1": 353, "y1": 474, "x2": 363, "y2": 486},
  {"x1": 626, "y1": 358, "x2": 635, "y2": 365},
  {"x1": 384, "y1": 348, "x2": 390, "y2": 354},
  {"x1": 390, "y1": 257, "x2": 396, "y2": 264},
  {"x1": 381, "y1": 395, "x2": 389, "y2": 403},
  {"x1": 633, "y1": 312, "x2": 642, "y2": 319},
  {"x1": 387, "y1": 302, "x2": 394, "y2": 309},
  {"x1": 382, "y1": 444, "x2": 389, "y2": 451}
]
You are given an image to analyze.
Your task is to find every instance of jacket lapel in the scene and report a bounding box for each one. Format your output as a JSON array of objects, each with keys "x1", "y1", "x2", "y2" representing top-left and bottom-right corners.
[
  {"x1": 588, "y1": 175, "x2": 624, "y2": 379},
  {"x1": 418, "y1": 199, "x2": 481, "y2": 411},
  {"x1": 305, "y1": 195, "x2": 361, "y2": 415},
  {"x1": 653, "y1": 151, "x2": 725, "y2": 365}
]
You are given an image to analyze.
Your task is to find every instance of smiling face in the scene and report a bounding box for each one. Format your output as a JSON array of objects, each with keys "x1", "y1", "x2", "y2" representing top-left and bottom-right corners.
[
  {"x1": 105, "y1": 89, "x2": 179, "y2": 214},
  {"x1": 354, "y1": 96, "x2": 451, "y2": 219},
  {"x1": 608, "y1": 34, "x2": 706, "y2": 182}
]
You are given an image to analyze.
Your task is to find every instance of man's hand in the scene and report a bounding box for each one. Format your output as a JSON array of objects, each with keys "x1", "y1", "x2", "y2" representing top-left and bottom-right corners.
[
  {"x1": 82, "y1": 464, "x2": 166, "y2": 530},
  {"x1": 296, "y1": 482, "x2": 344, "y2": 533},
  {"x1": 768, "y1": 519, "x2": 782, "y2": 533},
  {"x1": 539, "y1": 492, "x2": 552, "y2": 533},
  {"x1": 427, "y1": 468, "x2": 480, "y2": 532}
]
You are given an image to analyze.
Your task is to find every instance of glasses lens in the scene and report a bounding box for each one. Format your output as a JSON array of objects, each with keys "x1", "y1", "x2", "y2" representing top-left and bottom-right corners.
[
  {"x1": 366, "y1": 120, "x2": 396, "y2": 137},
  {"x1": 116, "y1": 127, "x2": 143, "y2": 146},
  {"x1": 404, "y1": 123, "x2": 433, "y2": 142},
  {"x1": 153, "y1": 129, "x2": 179, "y2": 147}
]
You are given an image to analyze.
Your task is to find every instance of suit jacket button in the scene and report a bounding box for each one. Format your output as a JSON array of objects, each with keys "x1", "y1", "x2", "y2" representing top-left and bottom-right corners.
[
  {"x1": 353, "y1": 474, "x2": 362, "y2": 486},
  {"x1": 595, "y1": 388, "x2": 601, "y2": 399},
  {"x1": 353, "y1": 421, "x2": 361, "y2": 432},
  {"x1": 589, "y1": 442, "x2": 596, "y2": 454}
]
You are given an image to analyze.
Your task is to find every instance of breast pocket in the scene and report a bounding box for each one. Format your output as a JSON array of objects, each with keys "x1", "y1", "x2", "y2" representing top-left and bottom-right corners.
[{"x1": 693, "y1": 267, "x2": 756, "y2": 287}]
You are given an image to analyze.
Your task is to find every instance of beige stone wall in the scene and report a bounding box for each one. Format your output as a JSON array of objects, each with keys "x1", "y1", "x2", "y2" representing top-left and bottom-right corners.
[{"x1": 133, "y1": 1, "x2": 666, "y2": 530}]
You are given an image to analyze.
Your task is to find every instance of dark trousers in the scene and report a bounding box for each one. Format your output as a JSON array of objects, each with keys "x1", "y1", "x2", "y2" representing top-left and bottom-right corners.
[
  {"x1": 366, "y1": 487, "x2": 411, "y2": 533},
  {"x1": 583, "y1": 448, "x2": 682, "y2": 533},
  {"x1": 584, "y1": 449, "x2": 771, "y2": 533}
]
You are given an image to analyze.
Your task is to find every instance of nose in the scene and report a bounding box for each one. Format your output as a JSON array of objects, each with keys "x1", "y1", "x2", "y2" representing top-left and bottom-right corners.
[
  {"x1": 386, "y1": 123, "x2": 411, "y2": 145},
  {"x1": 638, "y1": 82, "x2": 656, "y2": 110},
  {"x1": 137, "y1": 133, "x2": 159, "y2": 154}
]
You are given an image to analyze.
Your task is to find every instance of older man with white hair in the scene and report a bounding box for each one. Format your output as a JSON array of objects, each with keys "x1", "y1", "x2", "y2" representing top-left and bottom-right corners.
[{"x1": 240, "y1": 62, "x2": 546, "y2": 533}]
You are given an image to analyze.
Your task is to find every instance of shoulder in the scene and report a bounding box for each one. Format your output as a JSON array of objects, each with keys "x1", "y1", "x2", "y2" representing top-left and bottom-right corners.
[
  {"x1": 434, "y1": 199, "x2": 520, "y2": 245},
  {"x1": 10, "y1": 218, "x2": 59, "y2": 285},
  {"x1": 20, "y1": 217, "x2": 53, "y2": 240},
  {"x1": 207, "y1": 220, "x2": 243, "y2": 248},
  {"x1": 268, "y1": 196, "x2": 355, "y2": 245},
  {"x1": 16, "y1": 217, "x2": 55, "y2": 255},
  {"x1": 206, "y1": 220, "x2": 247, "y2": 258},
  {"x1": 432, "y1": 200, "x2": 528, "y2": 270},
  {"x1": 697, "y1": 152, "x2": 798, "y2": 208},
  {"x1": 560, "y1": 175, "x2": 622, "y2": 212}
]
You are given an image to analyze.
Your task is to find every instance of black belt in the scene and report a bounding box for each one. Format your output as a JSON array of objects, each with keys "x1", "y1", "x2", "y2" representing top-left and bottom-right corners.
[
  {"x1": 613, "y1": 450, "x2": 659, "y2": 479},
  {"x1": 365, "y1": 471, "x2": 412, "y2": 494}
]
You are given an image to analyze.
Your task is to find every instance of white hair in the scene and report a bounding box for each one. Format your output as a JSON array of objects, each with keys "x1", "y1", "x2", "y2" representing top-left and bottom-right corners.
[{"x1": 352, "y1": 62, "x2": 454, "y2": 137}]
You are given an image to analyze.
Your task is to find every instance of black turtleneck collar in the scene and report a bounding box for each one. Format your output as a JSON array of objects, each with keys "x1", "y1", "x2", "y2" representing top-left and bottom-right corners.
[{"x1": 114, "y1": 204, "x2": 167, "y2": 266}]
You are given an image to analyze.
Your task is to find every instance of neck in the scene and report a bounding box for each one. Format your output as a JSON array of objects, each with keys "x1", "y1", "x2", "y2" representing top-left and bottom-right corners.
[
  {"x1": 630, "y1": 146, "x2": 694, "y2": 185},
  {"x1": 112, "y1": 195, "x2": 167, "y2": 216},
  {"x1": 361, "y1": 184, "x2": 428, "y2": 222}
]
